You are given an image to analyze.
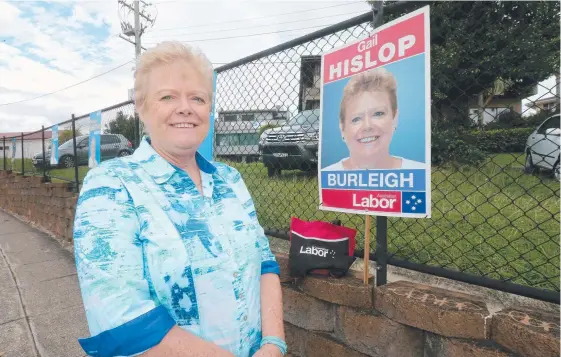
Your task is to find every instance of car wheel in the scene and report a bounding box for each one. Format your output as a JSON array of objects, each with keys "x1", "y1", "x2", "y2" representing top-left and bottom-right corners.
[
  {"x1": 553, "y1": 160, "x2": 560, "y2": 181},
  {"x1": 524, "y1": 152, "x2": 535, "y2": 174},
  {"x1": 60, "y1": 155, "x2": 75, "y2": 168},
  {"x1": 118, "y1": 150, "x2": 131, "y2": 157}
]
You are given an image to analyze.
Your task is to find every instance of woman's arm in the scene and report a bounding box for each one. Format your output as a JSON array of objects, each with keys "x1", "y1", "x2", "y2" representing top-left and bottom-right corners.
[
  {"x1": 254, "y1": 273, "x2": 285, "y2": 357},
  {"x1": 261, "y1": 273, "x2": 284, "y2": 339}
]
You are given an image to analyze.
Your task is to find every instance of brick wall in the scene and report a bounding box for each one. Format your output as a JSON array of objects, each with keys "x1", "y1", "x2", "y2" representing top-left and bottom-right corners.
[
  {"x1": 1, "y1": 171, "x2": 559, "y2": 357},
  {"x1": 0, "y1": 171, "x2": 77, "y2": 245},
  {"x1": 276, "y1": 255, "x2": 560, "y2": 357}
]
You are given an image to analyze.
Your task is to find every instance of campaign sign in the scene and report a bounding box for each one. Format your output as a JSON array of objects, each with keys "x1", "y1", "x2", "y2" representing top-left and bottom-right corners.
[
  {"x1": 50, "y1": 124, "x2": 59, "y2": 165},
  {"x1": 198, "y1": 70, "x2": 216, "y2": 161},
  {"x1": 318, "y1": 6, "x2": 431, "y2": 218},
  {"x1": 88, "y1": 110, "x2": 101, "y2": 168}
]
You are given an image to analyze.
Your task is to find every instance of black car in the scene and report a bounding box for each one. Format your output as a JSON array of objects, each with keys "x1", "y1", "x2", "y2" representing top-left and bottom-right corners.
[{"x1": 260, "y1": 109, "x2": 319, "y2": 177}]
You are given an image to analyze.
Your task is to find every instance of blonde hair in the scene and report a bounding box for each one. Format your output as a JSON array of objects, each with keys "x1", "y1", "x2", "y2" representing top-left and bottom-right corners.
[
  {"x1": 339, "y1": 67, "x2": 398, "y2": 125},
  {"x1": 134, "y1": 41, "x2": 214, "y2": 111}
]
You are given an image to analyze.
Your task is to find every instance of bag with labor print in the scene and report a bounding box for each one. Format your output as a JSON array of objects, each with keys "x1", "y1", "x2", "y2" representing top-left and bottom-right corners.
[{"x1": 288, "y1": 217, "x2": 357, "y2": 278}]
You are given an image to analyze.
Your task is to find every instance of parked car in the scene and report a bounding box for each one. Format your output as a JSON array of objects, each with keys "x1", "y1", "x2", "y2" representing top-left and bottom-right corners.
[
  {"x1": 32, "y1": 133, "x2": 133, "y2": 169},
  {"x1": 524, "y1": 113, "x2": 560, "y2": 180},
  {"x1": 260, "y1": 109, "x2": 319, "y2": 177}
]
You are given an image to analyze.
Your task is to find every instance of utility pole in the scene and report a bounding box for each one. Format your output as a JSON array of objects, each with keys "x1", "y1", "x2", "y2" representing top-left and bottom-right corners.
[
  {"x1": 118, "y1": 0, "x2": 157, "y2": 58},
  {"x1": 134, "y1": 0, "x2": 141, "y2": 58},
  {"x1": 118, "y1": 0, "x2": 156, "y2": 148}
]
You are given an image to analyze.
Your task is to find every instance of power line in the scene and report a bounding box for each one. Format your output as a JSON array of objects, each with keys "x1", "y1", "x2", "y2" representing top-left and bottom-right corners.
[
  {"x1": 144, "y1": 22, "x2": 338, "y2": 45},
  {"x1": 144, "y1": 10, "x2": 363, "y2": 39},
  {"x1": 0, "y1": 61, "x2": 133, "y2": 107},
  {"x1": 146, "y1": 3, "x2": 355, "y2": 32}
]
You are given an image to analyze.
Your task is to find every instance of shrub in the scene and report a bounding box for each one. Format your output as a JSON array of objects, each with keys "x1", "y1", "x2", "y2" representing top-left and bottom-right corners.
[
  {"x1": 472, "y1": 127, "x2": 535, "y2": 153},
  {"x1": 431, "y1": 128, "x2": 487, "y2": 166}
]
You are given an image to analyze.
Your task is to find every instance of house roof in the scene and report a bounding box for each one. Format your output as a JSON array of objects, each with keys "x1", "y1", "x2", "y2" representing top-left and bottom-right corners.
[
  {"x1": 533, "y1": 96, "x2": 559, "y2": 105},
  {"x1": 0, "y1": 131, "x2": 53, "y2": 140}
]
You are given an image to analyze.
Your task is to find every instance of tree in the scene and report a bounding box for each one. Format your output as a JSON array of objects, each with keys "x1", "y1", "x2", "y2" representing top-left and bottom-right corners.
[
  {"x1": 58, "y1": 129, "x2": 79, "y2": 144},
  {"x1": 105, "y1": 111, "x2": 136, "y2": 143},
  {"x1": 367, "y1": 1, "x2": 560, "y2": 127}
]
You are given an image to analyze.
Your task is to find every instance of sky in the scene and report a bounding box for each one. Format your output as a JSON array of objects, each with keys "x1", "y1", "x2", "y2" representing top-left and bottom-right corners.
[
  {"x1": 0, "y1": 0, "x2": 373, "y2": 133},
  {"x1": 0, "y1": 0, "x2": 557, "y2": 134}
]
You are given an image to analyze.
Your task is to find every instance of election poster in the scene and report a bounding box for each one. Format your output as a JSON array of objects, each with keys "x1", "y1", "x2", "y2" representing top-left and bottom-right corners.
[
  {"x1": 88, "y1": 110, "x2": 101, "y2": 168},
  {"x1": 199, "y1": 70, "x2": 216, "y2": 161},
  {"x1": 318, "y1": 6, "x2": 431, "y2": 218},
  {"x1": 50, "y1": 124, "x2": 59, "y2": 166}
]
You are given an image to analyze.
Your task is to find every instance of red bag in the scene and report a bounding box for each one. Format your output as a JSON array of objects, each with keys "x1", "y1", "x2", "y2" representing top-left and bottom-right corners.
[{"x1": 288, "y1": 217, "x2": 357, "y2": 278}]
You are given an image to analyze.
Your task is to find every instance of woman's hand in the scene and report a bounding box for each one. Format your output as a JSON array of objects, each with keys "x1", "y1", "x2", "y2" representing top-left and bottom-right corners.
[{"x1": 253, "y1": 344, "x2": 283, "y2": 357}]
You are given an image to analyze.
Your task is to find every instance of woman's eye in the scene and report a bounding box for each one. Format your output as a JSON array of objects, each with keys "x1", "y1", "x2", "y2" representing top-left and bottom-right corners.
[
  {"x1": 161, "y1": 95, "x2": 172, "y2": 100},
  {"x1": 373, "y1": 111, "x2": 385, "y2": 117},
  {"x1": 351, "y1": 116, "x2": 361, "y2": 123},
  {"x1": 193, "y1": 97, "x2": 205, "y2": 104}
]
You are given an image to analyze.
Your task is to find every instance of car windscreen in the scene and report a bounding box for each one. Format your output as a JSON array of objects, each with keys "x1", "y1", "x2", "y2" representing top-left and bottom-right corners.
[
  {"x1": 58, "y1": 139, "x2": 75, "y2": 150},
  {"x1": 289, "y1": 111, "x2": 320, "y2": 126}
]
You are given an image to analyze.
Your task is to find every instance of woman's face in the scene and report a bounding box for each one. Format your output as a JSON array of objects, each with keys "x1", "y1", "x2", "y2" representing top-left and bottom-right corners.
[
  {"x1": 341, "y1": 90, "x2": 397, "y2": 162},
  {"x1": 140, "y1": 59, "x2": 212, "y2": 156}
]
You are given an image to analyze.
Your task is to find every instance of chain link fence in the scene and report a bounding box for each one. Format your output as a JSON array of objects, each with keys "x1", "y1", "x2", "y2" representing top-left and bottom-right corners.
[
  {"x1": 213, "y1": 1, "x2": 560, "y2": 302},
  {"x1": 1, "y1": 100, "x2": 137, "y2": 191},
  {"x1": 0, "y1": 1, "x2": 558, "y2": 302}
]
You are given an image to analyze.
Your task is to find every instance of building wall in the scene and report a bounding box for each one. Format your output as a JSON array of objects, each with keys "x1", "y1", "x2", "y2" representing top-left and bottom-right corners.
[
  {"x1": 468, "y1": 98, "x2": 523, "y2": 125},
  {"x1": 2, "y1": 139, "x2": 44, "y2": 160}
]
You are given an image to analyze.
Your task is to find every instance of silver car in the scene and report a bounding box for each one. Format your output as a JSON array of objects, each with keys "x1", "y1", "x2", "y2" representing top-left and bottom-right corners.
[{"x1": 32, "y1": 134, "x2": 133, "y2": 168}]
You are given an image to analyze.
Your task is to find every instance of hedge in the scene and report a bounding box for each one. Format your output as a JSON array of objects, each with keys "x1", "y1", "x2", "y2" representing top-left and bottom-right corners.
[
  {"x1": 431, "y1": 127, "x2": 535, "y2": 166},
  {"x1": 472, "y1": 127, "x2": 535, "y2": 153}
]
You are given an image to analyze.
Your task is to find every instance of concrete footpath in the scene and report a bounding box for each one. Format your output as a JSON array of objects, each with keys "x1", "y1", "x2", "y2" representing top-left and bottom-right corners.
[{"x1": 0, "y1": 210, "x2": 88, "y2": 357}]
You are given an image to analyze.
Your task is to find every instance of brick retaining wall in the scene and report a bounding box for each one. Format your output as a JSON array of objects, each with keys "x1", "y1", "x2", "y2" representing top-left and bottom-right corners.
[
  {"x1": 276, "y1": 251, "x2": 560, "y2": 357},
  {"x1": 1, "y1": 171, "x2": 559, "y2": 357},
  {"x1": 0, "y1": 171, "x2": 77, "y2": 244}
]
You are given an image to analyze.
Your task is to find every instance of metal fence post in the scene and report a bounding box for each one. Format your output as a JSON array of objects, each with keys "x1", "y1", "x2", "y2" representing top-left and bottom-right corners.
[
  {"x1": 41, "y1": 126, "x2": 47, "y2": 182},
  {"x1": 71, "y1": 114, "x2": 80, "y2": 193},
  {"x1": 370, "y1": 0, "x2": 388, "y2": 287},
  {"x1": 135, "y1": 112, "x2": 140, "y2": 149},
  {"x1": 2, "y1": 136, "x2": 5, "y2": 171},
  {"x1": 21, "y1": 132, "x2": 24, "y2": 175}
]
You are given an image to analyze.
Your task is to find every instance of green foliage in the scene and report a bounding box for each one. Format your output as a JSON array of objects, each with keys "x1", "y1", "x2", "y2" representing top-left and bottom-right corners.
[
  {"x1": 432, "y1": 126, "x2": 536, "y2": 166},
  {"x1": 473, "y1": 128, "x2": 535, "y2": 153},
  {"x1": 257, "y1": 123, "x2": 278, "y2": 137},
  {"x1": 105, "y1": 111, "x2": 136, "y2": 143},
  {"x1": 485, "y1": 108, "x2": 560, "y2": 130},
  {"x1": 58, "y1": 129, "x2": 81, "y2": 144},
  {"x1": 369, "y1": 1, "x2": 560, "y2": 125},
  {"x1": 431, "y1": 128, "x2": 487, "y2": 166}
]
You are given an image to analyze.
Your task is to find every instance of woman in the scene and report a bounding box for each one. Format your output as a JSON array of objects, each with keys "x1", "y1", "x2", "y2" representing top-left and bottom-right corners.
[
  {"x1": 323, "y1": 67, "x2": 425, "y2": 171},
  {"x1": 73, "y1": 41, "x2": 286, "y2": 357}
]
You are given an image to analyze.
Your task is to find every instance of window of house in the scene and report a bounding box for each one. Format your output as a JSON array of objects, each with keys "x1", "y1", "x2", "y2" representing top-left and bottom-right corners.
[
  {"x1": 241, "y1": 114, "x2": 254, "y2": 122},
  {"x1": 238, "y1": 133, "x2": 259, "y2": 145},
  {"x1": 223, "y1": 114, "x2": 237, "y2": 122},
  {"x1": 216, "y1": 133, "x2": 259, "y2": 146},
  {"x1": 216, "y1": 134, "x2": 238, "y2": 146},
  {"x1": 305, "y1": 100, "x2": 320, "y2": 110}
]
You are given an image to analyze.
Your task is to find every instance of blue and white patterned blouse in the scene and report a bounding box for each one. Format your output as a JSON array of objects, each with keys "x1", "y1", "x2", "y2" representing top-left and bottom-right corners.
[{"x1": 73, "y1": 136, "x2": 280, "y2": 357}]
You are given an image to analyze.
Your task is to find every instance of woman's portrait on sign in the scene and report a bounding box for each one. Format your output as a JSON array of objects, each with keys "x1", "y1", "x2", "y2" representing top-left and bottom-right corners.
[{"x1": 320, "y1": 62, "x2": 427, "y2": 172}]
